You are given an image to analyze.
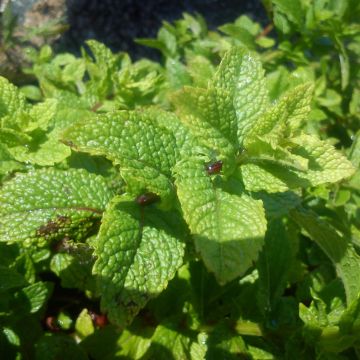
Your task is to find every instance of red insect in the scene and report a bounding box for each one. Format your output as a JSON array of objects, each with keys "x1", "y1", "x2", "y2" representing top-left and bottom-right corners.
[
  {"x1": 45, "y1": 316, "x2": 60, "y2": 332},
  {"x1": 205, "y1": 160, "x2": 223, "y2": 175},
  {"x1": 88, "y1": 310, "x2": 109, "y2": 328},
  {"x1": 136, "y1": 192, "x2": 160, "y2": 206}
]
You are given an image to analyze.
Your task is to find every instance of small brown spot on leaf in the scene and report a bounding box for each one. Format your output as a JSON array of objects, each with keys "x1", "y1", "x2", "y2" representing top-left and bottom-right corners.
[
  {"x1": 91, "y1": 102, "x2": 102, "y2": 112},
  {"x1": 37, "y1": 216, "x2": 70, "y2": 237},
  {"x1": 61, "y1": 139, "x2": 76, "y2": 148}
]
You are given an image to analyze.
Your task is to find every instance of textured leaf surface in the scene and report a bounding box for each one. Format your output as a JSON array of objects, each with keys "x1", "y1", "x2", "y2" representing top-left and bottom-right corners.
[
  {"x1": 9, "y1": 131, "x2": 71, "y2": 166},
  {"x1": 290, "y1": 135, "x2": 355, "y2": 185},
  {"x1": 63, "y1": 111, "x2": 178, "y2": 205},
  {"x1": 290, "y1": 207, "x2": 360, "y2": 304},
  {"x1": 15, "y1": 282, "x2": 52, "y2": 313},
  {"x1": 27, "y1": 99, "x2": 58, "y2": 131},
  {"x1": 174, "y1": 158, "x2": 266, "y2": 284},
  {"x1": 0, "y1": 76, "x2": 26, "y2": 117},
  {"x1": 242, "y1": 134, "x2": 355, "y2": 191},
  {"x1": 240, "y1": 163, "x2": 289, "y2": 193},
  {"x1": 93, "y1": 196, "x2": 184, "y2": 326},
  {"x1": 0, "y1": 143, "x2": 24, "y2": 177},
  {"x1": 245, "y1": 82, "x2": 313, "y2": 143},
  {"x1": 0, "y1": 127, "x2": 31, "y2": 147},
  {"x1": 0, "y1": 93, "x2": 70, "y2": 166},
  {"x1": 282, "y1": 83, "x2": 313, "y2": 133},
  {"x1": 50, "y1": 245, "x2": 95, "y2": 292},
  {"x1": 212, "y1": 47, "x2": 269, "y2": 145},
  {"x1": 245, "y1": 135, "x2": 309, "y2": 172},
  {"x1": 146, "y1": 107, "x2": 204, "y2": 158},
  {"x1": 0, "y1": 169, "x2": 114, "y2": 245},
  {"x1": 245, "y1": 98, "x2": 288, "y2": 145},
  {"x1": 172, "y1": 86, "x2": 238, "y2": 165}
]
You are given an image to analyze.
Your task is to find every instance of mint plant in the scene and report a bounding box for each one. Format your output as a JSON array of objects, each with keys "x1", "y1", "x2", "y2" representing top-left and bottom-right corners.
[
  {"x1": 1, "y1": 1, "x2": 360, "y2": 357},
  {"x1": 1, "y1": 40, "x2": 359, "y2": 358}
]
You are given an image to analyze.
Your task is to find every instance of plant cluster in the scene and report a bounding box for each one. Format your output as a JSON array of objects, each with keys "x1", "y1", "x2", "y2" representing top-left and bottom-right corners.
[{"x1": 0, "y1": 0, "x2": 360, "y2": 359}]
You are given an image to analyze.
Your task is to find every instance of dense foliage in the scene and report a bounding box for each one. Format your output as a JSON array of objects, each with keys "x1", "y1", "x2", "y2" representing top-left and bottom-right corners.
[{"x1": 0, "y1": 0, "x2": 360, "y2": 358}]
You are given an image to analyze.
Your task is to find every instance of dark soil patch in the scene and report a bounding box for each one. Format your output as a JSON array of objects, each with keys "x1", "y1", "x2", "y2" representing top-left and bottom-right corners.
[{"x1": 59, "y1": 0, "x2": 266, "y2": 59}]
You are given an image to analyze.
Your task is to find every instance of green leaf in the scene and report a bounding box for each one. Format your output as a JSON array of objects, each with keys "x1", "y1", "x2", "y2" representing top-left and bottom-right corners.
[
  {"x1": 80, "y1": 326, "x2": 125, "y2": 359},
  {"x1": 0, "y1": 76, "x2": 26, "y2": 118},
  {"x1": 244, "y1": 96, "x2": 288, "y2": 145},
  {"x1": 62, "y1": 59, "x2": 86, "y2": 83},
  {"x1": 93, "y1": 196, "x2": 184, "y2": 326},
  {"x1": 0, "y1": 169, "x2": 114, "y2": 246},
  {"x1": 174, "y1": 158, "x2": 267, "y2": 284},
  {"x1": 290, "y1": 135, "x2": 355, "y2": 185},
  {"x1": 290, "y1": 207, "x2": 360, "y2": 304},
  {"x1": 349, "y1": 130, "x2": 360, "y2": 168},
  {"x1": 211, "y1": 47, "x2": 269, "y2": 145},
  {"x1": 300, "y1": 297, "x2": 356, "y2": 353},
  {"x1": 240, "y1": 163, "x2": 290, "y2": 193},
  {"x1": 145, "y1": 107, "x2": 202, "y2": 158},
  {"x1": 207, "y1": 322, "x2": 248, "y2": 358},
  {"x1": 242, "y1": 132, "x2": 354, "y2": 191},
  {"x1": 190, "y1": 333, "x2": 208, "y2": 360},
  {"x1": 75, "y1": 309, "x2": 95, "y2": 338},
  {"x1": 219, "y1": 23, "x2": 257, "y2": 48},
  {"x1": 27, "y1": 98, "x2": 58, "y2": 131},
  {"x1": 186, "y1": 56, "x2": 215, "y2": 88},
  {"x1": 15, "y1": 281, "x2": 52, "y2": 314},
  {"x1": 85, "y1": 39, "x2": 118, "y2": 76},
  {"x1": 62, "y1": 110, "x2": 178, "y2": 207},
  {"x1": 142, "y1": 324, "x2": 191, "y2": 360},
  {"x1": 2, "y1": 327, "x2": 20, "y2": 347},
  {"x1": 282, "y1": 82, "x2": 314, "y2": 132},
  {"x1": 14, "y1": 253, "x2": 36, "y2": 284},
  {"x1": 172, "y1": 86, "x2": 238, "y2": 168},
  {"x1": 136, "y1": 27, "x2": 177, "y2": 58},
  {"x1": 20, "y1": 85, "x2": 43, "y2": 101},
  {"x1": 336, "y1": 296, "x2": 360, "y2": 353},
  {"x1": 257, "y1": 220, "x2": 295, "y2": 313},
  {"x1": 272, "y1": 0, "x2": 304, "y2": 27},
  {"x1": 50, "y1": 244, "x2": 95, "y2": 292},
  {"x1": 83, "y1": 40, "x2": 119, "y2": 100},
  {"x1": 8, "y1": 130, "x2": 71, "y2": 166},
  {"x1": 114, "y1": 328, "x2": 152, "y2": 359},
  {"x1": 334, "y1": 35, "x2": 350, "y2": 90},
  {"x1": 0, "y1": 143, "x2": 24, "y2": 178},
  {"x1": 253, "y1": 191, "x2": 301, "y2": 219},
  {"x1": 0, "y1": 127, "x2": 32, "y2": 147},
  {"x1": 339, "y1": 295, "x2": 360, "y2": 333},
  {"x1": 35, "y1": 334, "x2": 88, "y2": 360},
  {"x1": 165, "y1": 58, "x2": 192, "y2": 89},
  {"x1": 252, "y1": 142, "x2": 310, "y2": 180},
  {"x1": 158, "y1": 27, "x2": 177, "y2": 57},
  {"x1": 0, "y1": 96, "x2": 71, "y2": 166},
  {"x1": 246, "y1": 82, "x2": 314, "y2": 142},
  {"x1": 0, "y1": 266, "x2": 26, "y2": 292},
  {"x1": 2, "y1": 99, "x2": 57, "y2": 134}
]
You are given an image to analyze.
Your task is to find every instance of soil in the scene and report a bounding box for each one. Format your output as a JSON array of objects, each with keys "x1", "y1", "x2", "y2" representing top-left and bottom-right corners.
[{"x1": 59, "y1": 0, "x2": 266, "y2": 59}]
